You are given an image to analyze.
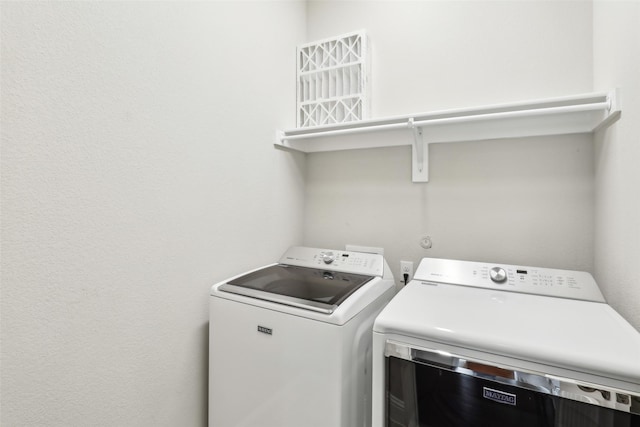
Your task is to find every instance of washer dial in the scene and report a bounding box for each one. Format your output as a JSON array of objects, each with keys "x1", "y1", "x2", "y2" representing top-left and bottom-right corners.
[
  {"x1": 321, "y1": 252, "x2": 335, "y2": 264},
  {"x1": 490, "y1": 267, "x2": 507, "y2": 283}
]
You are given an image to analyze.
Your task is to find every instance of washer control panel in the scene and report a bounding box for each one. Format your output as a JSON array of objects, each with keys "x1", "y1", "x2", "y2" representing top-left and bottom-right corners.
[
  {"x1": 279, "y1": 246, "x2": 384, "y2": 276},
  {"x1": 413, "y1": 258, "x2": 605, "y2": 302}
]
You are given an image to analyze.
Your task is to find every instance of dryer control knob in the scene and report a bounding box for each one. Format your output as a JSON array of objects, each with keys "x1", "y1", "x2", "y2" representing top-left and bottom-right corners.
[
  {"x1": 322, "y1": 252, "x2": 335, "y2": 264},
  {"x1": 490, "y1": 267, "x2": 507, "y2": 283}
]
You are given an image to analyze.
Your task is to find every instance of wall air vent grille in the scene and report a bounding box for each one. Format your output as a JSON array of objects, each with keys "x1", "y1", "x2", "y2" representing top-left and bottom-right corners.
[{"x1": 296, "y1": 31, "x2": 370, "y2": 128}]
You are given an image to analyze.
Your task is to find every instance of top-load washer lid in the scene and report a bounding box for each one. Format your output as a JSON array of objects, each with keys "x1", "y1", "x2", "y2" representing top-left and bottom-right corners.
[{"x1": 219, "y1": 264, "x2": 374, "y2": 314}]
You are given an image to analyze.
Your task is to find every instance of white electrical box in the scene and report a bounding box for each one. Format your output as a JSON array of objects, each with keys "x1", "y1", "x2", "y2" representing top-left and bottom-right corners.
[{"x1": 296, "y1": 30, "x2": 370, "y2": 128}]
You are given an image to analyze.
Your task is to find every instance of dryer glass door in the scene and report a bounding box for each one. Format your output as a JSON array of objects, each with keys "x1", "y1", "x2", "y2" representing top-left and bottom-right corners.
[{"x1": 385, "y1": 349, "x2": 640, "y2": 427}]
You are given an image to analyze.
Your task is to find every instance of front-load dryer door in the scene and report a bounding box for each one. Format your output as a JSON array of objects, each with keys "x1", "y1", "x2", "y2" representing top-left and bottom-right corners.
[{"x1": 385, "y1": 348, "x2": 640, "y2": 427}]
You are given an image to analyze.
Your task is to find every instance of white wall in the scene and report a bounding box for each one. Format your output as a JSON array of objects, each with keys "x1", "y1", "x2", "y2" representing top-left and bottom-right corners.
[
  {"x1": 2, "y1": 3, "x2": 638, "y2": 427},
  {"x1": 306, "y1": 1, "x2": 593, "y2": 117},
  {"x1": 0, "y1": 2, "x2": 306, "y2": 425},
  {"x1": 303, "y1": 2, "x2": 596, "y2": 284},
  {"x1": 593, "y1": 1, "x2": 640, "y2": 330}
]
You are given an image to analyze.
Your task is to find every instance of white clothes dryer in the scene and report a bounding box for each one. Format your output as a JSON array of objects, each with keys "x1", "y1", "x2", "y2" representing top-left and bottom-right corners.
[
  {"x1": 209, "y1": 246, "x2": 395, "y2": 427},
  {"x1": 372, "y1": 257, "x2": 640, "y2": 427}
]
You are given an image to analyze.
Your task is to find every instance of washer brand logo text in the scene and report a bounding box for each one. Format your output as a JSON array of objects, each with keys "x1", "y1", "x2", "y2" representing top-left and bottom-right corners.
[
  {"x1": 483, "y1": 387, "x2": 516, "y2": 406},
  {"x1": 257, "y1": 326, "x2": 272, "y2": 335}
]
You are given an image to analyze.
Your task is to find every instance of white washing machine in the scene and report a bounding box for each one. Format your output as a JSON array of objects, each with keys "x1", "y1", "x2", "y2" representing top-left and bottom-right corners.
[
  {"x1": 372, "y1": 257, "x2": 640, "y2": 426},
  {"x1": 209, "y1": 246, "x2": 395, "y2": 427}
]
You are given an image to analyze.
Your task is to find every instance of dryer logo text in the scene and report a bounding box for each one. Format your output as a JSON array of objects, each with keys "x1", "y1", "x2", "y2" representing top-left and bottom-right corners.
[
  {"x1": 482, "y1": 387, "x2": 516, "y2": 406},
  {"x1": 257, "y1": 326, "x2": 272, "y2": 335}
]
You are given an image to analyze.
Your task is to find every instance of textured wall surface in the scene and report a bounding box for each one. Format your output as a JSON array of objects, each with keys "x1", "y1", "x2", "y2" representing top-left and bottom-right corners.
[
  {"x1": 1, "y1": 2, "x2": 306, "y2": 425},
  {"x1": 303, "y1": 1, "x2": 596, "y2": 284},
  {"x1": 305, "y1": 134, "x2": 594, "y2": 271},
  {"x1": 307, "y1": 1, "x2": 594, "y2": 117},
  {"x1": 593, "y1": 1, "x2": 640, "y2": 330}
]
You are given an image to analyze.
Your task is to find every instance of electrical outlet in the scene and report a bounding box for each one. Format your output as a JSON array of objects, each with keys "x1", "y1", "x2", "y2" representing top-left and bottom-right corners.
[{"x1": 400, "y1": 261, "x2": 414, "y2": 284}]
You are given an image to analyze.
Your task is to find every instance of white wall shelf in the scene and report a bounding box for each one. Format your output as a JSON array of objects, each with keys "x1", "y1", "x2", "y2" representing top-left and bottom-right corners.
[{"x1": 276, "y1": 90, "x2": 620, "y2": 182}]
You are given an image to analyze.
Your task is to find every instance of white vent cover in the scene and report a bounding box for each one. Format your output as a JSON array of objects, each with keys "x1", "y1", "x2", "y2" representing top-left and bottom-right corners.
[{"x1": 296, "y1": 31, "x2": 370, "y2": 128}]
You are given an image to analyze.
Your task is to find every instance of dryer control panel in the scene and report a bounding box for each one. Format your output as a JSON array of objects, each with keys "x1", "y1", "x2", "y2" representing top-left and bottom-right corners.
[
  {"x1": 414, "y1": 258, "x2": 605, "y2": 302},
  {"x1": 280, "y1": 246, "x2": 384, "y2": 277}
]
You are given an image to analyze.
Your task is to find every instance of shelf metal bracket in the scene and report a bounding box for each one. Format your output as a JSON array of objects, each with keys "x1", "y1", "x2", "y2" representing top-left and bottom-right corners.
[{"x1": 409, "y1": 118, "x2": 429, "y2": 182}]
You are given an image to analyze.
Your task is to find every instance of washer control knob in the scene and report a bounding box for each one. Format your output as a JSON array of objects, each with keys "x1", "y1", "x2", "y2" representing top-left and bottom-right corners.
[
  {"x1": 321, "y1": 252, "x2": 335, "y2": 264},
  {"x1": 490, "y1": 267, "x2": 507, "y2": 284}
]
